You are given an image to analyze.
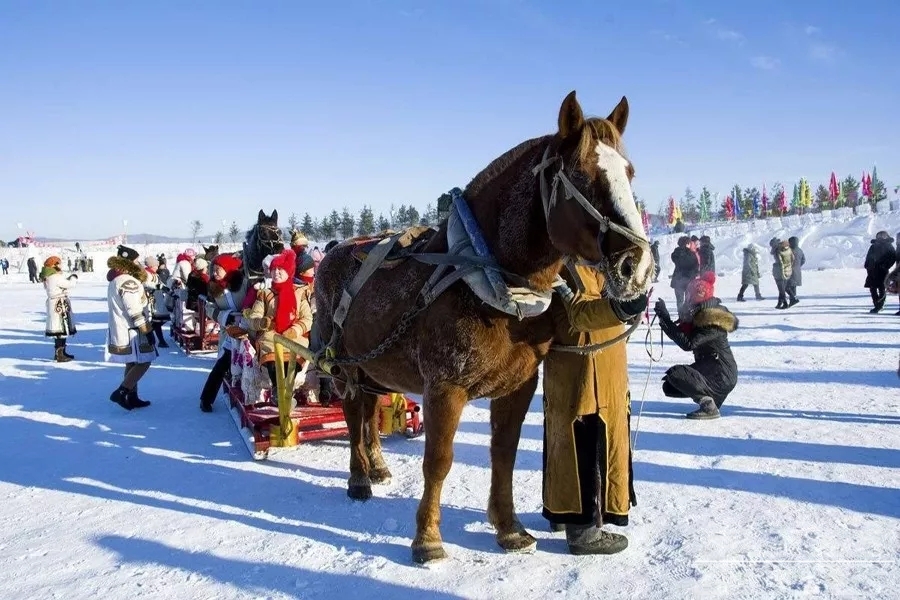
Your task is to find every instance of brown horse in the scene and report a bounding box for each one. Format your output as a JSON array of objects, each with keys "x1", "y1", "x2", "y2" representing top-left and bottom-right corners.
[{"x1": 313, "y1": 91, "x2": 652, "y2": 564}]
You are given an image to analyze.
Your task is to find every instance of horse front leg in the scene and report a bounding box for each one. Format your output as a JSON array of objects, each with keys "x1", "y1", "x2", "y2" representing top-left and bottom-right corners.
[
  {"x1": 487, "y1": 374, "x2": 539, "y2": 554},
  {"x1": 412, "y1": 382, "x2": 467, "y2": 564},
  {"x1": 364, "y1": 392, "x2": 392, "y2": 485},
  {"x1": 340, "y1": 377, "x2": 373, "y2": 501}
]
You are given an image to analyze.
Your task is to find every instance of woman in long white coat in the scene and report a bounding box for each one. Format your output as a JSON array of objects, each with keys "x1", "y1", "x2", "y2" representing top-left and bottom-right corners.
[
  {"x1": 40, "y1": 255, "x2": 78, "y2": 362},
  {"x1": 106, "y1": 245, "x2": 156, "y2": 411}
]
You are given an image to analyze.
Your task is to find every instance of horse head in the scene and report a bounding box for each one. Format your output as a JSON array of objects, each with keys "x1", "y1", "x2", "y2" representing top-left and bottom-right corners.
[
  {"x1": 202, "y1": 245, "x2": 219, "y2": 260},
  {"x1": 537, "y1": 91, "x2": 652, "y2": 300},
  {"x1": 252, "y1": 209, "x2": 284, "y2": 253},
  {"x1": 243, "y1": 209, "x2": 284, "y2": 275}
]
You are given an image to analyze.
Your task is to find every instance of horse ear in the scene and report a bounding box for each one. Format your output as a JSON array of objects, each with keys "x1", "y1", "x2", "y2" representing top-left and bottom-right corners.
[
  {"x1": 557, "y1": 90, "x2": 584, "y2": 139},
  {"x1": 271, "y1": 209, "x2": 278, "y2": 222},
  {"x1": 257, "y1": 209, "x2": 266, "y2": 223},
  {"x1": 606, "y1": 96, "x2": 629, "y2": 135}
]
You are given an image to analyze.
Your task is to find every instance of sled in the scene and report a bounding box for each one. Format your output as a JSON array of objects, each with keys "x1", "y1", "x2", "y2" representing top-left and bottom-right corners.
[
  {"x1": 223, "y1": 333, "x2": 423, "y2": 460},
  {"x1": 170, "y1": 294, "x2": 219, "y2": 355}
]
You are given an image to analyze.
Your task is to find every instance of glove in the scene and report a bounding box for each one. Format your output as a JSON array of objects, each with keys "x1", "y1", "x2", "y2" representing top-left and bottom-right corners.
[
  {"x1": 247, "y1": 316, "x2": 272, "y2": 331},
  {"x1": 610, "y1": 293, "x2": 648, "y2": 322},
  {"x1": 552, "y1": 278, "x2": 574, "y2": 303},
  {"x1": 654, "y1": 298, "x2": 670, "y2": 319}
]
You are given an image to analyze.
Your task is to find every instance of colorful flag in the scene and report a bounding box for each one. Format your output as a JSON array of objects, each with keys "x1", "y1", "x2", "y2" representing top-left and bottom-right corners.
[
  {"x1": 777, "y1": 188, "x2": 788, "y2": 213},
  {"x1": 862, "y1": 172, "x2": 872, "y2": 197},
  {"x1": 829, "y1": 172, "x2": 839, "y2": 205}
]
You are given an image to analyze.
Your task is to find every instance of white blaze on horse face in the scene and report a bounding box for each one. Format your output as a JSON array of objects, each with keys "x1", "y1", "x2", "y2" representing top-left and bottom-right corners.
[
  {"x1": 595, "y1": 140, "x2": 652, "y2": 283},
  {"x1": 595, "y1": 141, "x2": 646, "y2": 241}
]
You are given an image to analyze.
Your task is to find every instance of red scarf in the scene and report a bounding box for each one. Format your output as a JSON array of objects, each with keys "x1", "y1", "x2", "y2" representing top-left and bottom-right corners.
[{"x1": 272, "y1": 281, "x2": 296, "y2": 334}]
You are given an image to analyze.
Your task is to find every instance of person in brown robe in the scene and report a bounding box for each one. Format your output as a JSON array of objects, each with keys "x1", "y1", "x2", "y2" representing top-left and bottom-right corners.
[{"x1": 543, "y1": 263, "x2": 647, "y2": 555}]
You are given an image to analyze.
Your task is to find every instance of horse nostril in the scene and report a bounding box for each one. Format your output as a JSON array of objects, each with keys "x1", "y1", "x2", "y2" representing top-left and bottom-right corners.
[{"x1": 620, "y1": 257, "x2": 634, "y2": 279}]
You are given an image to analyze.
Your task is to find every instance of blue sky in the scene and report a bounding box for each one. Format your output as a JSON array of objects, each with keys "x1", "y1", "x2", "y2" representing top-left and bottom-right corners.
[{"x1": 2, "y1": 0, "x2": 897, "y2": 239}]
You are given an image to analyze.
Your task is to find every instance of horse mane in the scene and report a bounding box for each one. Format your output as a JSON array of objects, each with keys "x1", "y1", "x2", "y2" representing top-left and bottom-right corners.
[
  {"x1": 464, "y1": 117, "x2": 629, "y2": 200},
  {"x1": 464, "y1": 136, "x2": 547, "y2": 198},
  {"x1": 577, "y1": 117, "x2": 630, "y2": 172}
]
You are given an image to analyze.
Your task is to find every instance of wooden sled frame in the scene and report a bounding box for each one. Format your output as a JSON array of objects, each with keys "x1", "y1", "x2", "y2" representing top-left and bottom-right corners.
[{"x1": 225, "y1": 333, "x2": 424, "y2": 460}]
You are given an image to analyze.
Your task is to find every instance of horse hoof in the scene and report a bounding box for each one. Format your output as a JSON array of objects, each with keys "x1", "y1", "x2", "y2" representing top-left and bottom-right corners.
[
  {"x1": 497, "y1": 530, "x2": 538, "y2": 554},
  {"x1": 347, "y1": 483, "x2": 372, "y2": 501},
  {"x1": 369, "y1": 467, "x2": 393, "y2": 486},
  {"x1": 412, "y1": 543, "x2": 448, "y2": 565}
]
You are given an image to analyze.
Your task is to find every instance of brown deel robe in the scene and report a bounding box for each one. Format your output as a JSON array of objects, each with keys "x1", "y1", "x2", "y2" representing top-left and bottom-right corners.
[{"x1": 543, "y1": 264, "x2": 634, "y2": 524}]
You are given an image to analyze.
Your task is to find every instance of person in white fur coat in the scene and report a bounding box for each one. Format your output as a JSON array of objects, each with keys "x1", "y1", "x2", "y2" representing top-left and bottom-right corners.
[
  {"x1": 40, "y1": 255, "x2": 78, "y2": 362},
  {"x1": 105, "y1": 245, "x2": 156, "y2": 410}
]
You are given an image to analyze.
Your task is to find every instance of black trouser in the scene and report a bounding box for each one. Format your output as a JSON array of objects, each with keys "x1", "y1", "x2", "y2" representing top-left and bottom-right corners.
[
  {"x1": 151, "y1": 320, "x2": 169, "y2": 346},
  {"x1": 265, "y1": 362, "x2": 295, "y2": 408},
  {"x1": 870, "y1": 286, "x2": 886, "y2": 309},
  {"x1": 674, "y1": 286, "x2": 687, "y2": 313},
  {"x1": 200, "y1": 349, "x2": 232, "y2": 405},
  {"x1": 737, "y1": 283, "x2": 762, "y2": 299},
  {"x1": 662, "y1": 364, "x2": 727, "y2": 408},
  {"x1": 541, "y1": 414, "x2": 631, "y2": 527},
  {"x1": 774, "y1": 279, "x2": 787, "y2": 306},
  {"x1": 785, "y1": 281, "x2": 798, "y2": 302}
]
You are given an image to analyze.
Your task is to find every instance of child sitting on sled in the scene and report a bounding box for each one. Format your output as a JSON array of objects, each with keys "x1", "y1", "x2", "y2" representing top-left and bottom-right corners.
[{"x1": 239, "y1": 248, "x2": 313, "y2": 407}]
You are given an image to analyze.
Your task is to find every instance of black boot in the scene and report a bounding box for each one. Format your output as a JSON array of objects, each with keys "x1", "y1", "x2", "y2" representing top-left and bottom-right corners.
[
  {"x1": 110, "y1": 386, "x2": 133, "y2": 410},
  {"x1": 565, "y1": 524, "x2": 628, "y2": 555},
  {"x1": 127, "y1": 387, "x2": 151, "y2": 409},
  {"x1": 686, "y1": 396, "x2": 720, "y2": 420},
  {"x1": 53, "y1": 339, "x2": 72, "y2": 362}
]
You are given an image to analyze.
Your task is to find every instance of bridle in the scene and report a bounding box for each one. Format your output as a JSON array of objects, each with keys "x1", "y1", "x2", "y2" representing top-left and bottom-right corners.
[{"x1": 531, "y1": 144, "x2": 649, "y2": 251}]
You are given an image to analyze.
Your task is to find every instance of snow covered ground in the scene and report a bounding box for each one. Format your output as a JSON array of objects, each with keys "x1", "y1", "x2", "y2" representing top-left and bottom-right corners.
[{"x1": 0, "y1": 218, "x2": 898, "y2": 599}]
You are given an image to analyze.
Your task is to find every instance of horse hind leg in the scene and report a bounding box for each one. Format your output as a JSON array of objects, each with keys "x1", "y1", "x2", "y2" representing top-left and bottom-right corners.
[
  {"x1": 412, "y1": 382, "x2": 468, "y2": 565},
  {"x1": 487, "y1": 375, "x2": 539, "y2": 555}
]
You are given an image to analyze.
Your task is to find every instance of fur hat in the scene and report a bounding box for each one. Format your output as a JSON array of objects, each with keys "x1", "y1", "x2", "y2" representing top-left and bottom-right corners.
[
  {"x1": 157, "y1": 253, "x2": 167, "y2": 264},
  {"x1": 269, "y1": 248, "x2": 296, "y2": 275},
  {"x1": 43, "y1": 256, "x2": 62, "y2": 268},
  {"x1": 686, "y1": 271, "x2": 716, "y2": 304},
  {"x1": 193, "y1": 257, "x2": 208, "y2": 272},
  {"x1": 117, "y1": 245, "x2": 139, "y2": 262},
  {"x1": 144, "y1": 255, "x2": 159, "y2": 269},
  {"x1": 290, "y1": 230, "x2": 308, "y2": 247},
  {"x1": 212, "y1": 254, "x2": 242, "y2": 277}
]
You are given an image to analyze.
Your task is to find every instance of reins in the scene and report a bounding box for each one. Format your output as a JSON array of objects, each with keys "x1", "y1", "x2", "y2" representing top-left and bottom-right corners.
[{"x1": 631, "y1": 307, "x2": 664, "y2": 451}]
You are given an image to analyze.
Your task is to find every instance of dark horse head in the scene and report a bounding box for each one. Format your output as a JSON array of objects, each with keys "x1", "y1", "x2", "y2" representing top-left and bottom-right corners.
[
  {"x1": 536, "y1": 91, "x2": 652, "y2": 299},
  {"x1": 201, "y1": 244, "x2": 219, "y2": 262},
  {"x1": 243, "y1": 209, "x2": 283, "y2": 276}
]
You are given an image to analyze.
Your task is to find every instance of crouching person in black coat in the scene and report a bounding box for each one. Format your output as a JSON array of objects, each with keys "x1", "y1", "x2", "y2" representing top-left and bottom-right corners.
[{"x1": 654, "y1": 271, "x2": 739, "y2": 420}]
